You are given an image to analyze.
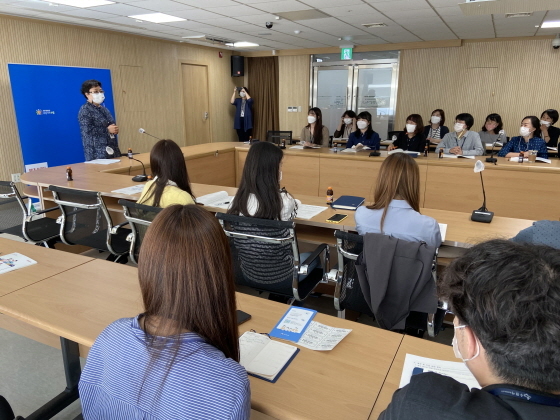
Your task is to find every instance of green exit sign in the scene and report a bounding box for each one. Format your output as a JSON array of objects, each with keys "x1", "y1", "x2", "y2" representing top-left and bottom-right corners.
[{"x1": 341, "y1": 48, "x2": 353, "y2": 60}]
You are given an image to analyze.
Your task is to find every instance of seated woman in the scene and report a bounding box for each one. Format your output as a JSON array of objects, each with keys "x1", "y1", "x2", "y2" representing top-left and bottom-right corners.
[
  {"x1": 355, "y1": 153, "x2": 441, "y2": 248},
  {"x1": 79, "y1": 205, "x2": 251, "y2": 419},
  {"x1": 388, "y1": 114, "x2": 426, "y2": 153},
  {"x1": 138, "y1": 139, "x2": 195, "y2": 207},
  {"x1": 346, "y1": 111, "x2": 381, "y2": 150},
  {"x1": 478, "y1": 113, "x2": 506, "y2": 146},
  {"x1": 540, "y1": 109, "x2": 560, "y2": 147},
  {"x1": 423, "y1": 109, "x2": 449, "y2": 144},
  {"x1": 300, "y1": 107, "x2": 329, "y2": 147},
  {"x1": 434, "y1": 113, "x2": 484, "y2": 156},
  {"x1": 498, "y1": 116, "x2": 548, "y2": 159},
  {"x1": 333, "y1": 110, "x2": 357, "y2": 139}
]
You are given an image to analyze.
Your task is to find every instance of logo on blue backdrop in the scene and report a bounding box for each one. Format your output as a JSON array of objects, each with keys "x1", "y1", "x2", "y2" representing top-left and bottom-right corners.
[{"x1": 35, "y1": 109, "x2": 55, "y2": 115}]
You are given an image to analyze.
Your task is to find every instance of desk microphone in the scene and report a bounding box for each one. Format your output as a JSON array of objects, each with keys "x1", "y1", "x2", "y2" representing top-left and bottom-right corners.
[
  {"x1": 485, "y1": 130, "x2": 504, "y2": 164},
  {"x1": 471, "y1": 160, "x2": 494, "y2": 223},
  {"x1": 127, "y1": 148, "x2": 148, "y2": 182},
  {"x1": 138, "y1": 128, "x2": 162, "y2": 141}
]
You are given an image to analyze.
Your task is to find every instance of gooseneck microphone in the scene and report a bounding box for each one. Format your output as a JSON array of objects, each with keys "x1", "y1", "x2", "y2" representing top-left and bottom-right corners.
[
  {"x1": 485, "y1": 129, "x2": 504, "y2": 164},
  {"x1": 127, "y1": 148, "x2": 148, "y2": 182},
  {"x1": 471, "y1": 161, "x2": 494, "y2": 223},
  {"x1": 138, "y1": 128, "x2": 162, "y2": 140}
]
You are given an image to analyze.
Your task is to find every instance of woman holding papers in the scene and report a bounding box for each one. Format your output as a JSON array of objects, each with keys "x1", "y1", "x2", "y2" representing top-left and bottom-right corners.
[
  {"x1": 138, "y1": 139, "x2": 195, "y2": 207},
  {"x1": 434, "y1": 113, "x2": 484, "y2": 156},
  {"x1": 333, "y1": 110, "x2": 357, "y2": 139},
  {"x1": 423, "y1": 109, "x2": 449, "y2": 145},
  {"x1": 355, "y1": 153, "x2": 441, "y2": 247},
  {"x1": 79, "y1": 205, "x2": 251, "y2": 419},
  {"x1": 388, "y1": 114, "x2": 426, "y2": 152},
  {"x1": 478, "y1": 113, "x2": 506, "y2": 146},
  {"x1": 498, "y1": 116, "x2": 548, "y2": 159},
  {"x1": 346, "y1": 111, "x2": 381, "y2": 150},
  {"x1": 540, "y1": 109, "x2": 560, "y2": 147},
  {"x1": 301, "y1": 107, "x2": 329, "y2": 146}
]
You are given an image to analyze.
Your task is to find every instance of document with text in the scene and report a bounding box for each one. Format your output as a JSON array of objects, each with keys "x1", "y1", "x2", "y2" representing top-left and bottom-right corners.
[
  {"x1": 0, "y1": 253, "x2": 37, "y2": 275},
  {"x1": 297, "y1": 321, "x2": 352, "y2": 351},
  {"x1": 400, "y1": 354, "x2": 480, "y2": 390}
]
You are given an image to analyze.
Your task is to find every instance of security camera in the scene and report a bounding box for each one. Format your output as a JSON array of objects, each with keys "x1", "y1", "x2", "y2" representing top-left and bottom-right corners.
[
  {"x1": 553, "y1": 34, "x2": 560, "y2": 49},
  {"x1": 265, "y1": 22, "x2": 273, "y2": 29}
]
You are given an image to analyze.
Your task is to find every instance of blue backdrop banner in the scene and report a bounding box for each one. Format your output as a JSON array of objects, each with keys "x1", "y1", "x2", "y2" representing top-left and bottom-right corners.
[{"x1": 8, "y1": 64, "x2": 115, "y2": 168}]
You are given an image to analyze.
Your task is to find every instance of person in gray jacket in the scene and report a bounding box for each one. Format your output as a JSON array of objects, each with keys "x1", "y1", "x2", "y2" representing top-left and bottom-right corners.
[{"x1": 435, "y1": 113, "x2": 484, "y2": 156}]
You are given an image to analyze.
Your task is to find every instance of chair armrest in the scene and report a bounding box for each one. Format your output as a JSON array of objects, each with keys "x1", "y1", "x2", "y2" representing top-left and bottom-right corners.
[
  {"x1": 110, "y1": 221, "x2": 130, "y2": 234},
  {"x1": 35, "y1": 206, "x2": 59, "y2": 215},
  {"x1": 299, "y1": 243, "x2": 329, "y2": 275}
]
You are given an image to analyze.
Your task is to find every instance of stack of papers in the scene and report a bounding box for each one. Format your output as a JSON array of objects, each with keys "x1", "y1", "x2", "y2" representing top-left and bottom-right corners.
[
  {"x1": 196, "y1": 191, "x2": 235, "y2": 209},
  {"x1": 0, "y1": 253, "x2": 37, "y2": 274},
  {"x1": 85, "y1": 159, "x2": 121, "y2": 165},
  {"x1": 508, "y1": 157, "x2": 551, "y2": 164},
  {"x1": 442, "y1": 154, "x2": 475, "y2": 159},
  {"x1": 111, "y1": 185, "x2": 145, "y2": 195},
  {"x1": 400, "y1": 354, "x2": 480, "y2": 390},
  {"x1": 296, "y1": 204, "x2": 327, "y2": 220}
]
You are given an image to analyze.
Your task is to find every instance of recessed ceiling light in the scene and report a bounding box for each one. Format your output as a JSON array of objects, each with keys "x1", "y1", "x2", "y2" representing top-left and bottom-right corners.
[
  {"x1": 225, "y1": 42, "x2": 260, "y2": 48},
  {"x1": 128, "y1": 13, "x2": 185, "y2": 23},
  {"x1": 182, "y1": 35, "x2": 206, "y2": 39},
  {"x1": 505, "y1": 12, "x2": 532, "y2": 18},
  {"x1": 362, "y1": 23, "x2": 387, "y2": 28},
  {"x1": 42, "y1": 0, "x2": 115, "y2": 6},
  {"x1": 542, "y1": 21, "x2": 560, "y2": 28}
]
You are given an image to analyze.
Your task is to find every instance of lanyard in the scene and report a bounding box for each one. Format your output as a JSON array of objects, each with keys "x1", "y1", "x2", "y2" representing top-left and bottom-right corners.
[
  {"x1": 456, "y1": 133, "x2": 466, "y2": 149},
  {"x1": 486, "y1": 387, "x2": 560, "y2": 407},
  {"x1": 518, "y1": 138, "x2": 530, "y2": 152}
]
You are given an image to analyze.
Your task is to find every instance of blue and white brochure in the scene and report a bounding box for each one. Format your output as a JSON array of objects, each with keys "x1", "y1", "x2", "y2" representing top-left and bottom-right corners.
[{"x1": 269, "y1": 307, "x2": 317, "y2": 342}]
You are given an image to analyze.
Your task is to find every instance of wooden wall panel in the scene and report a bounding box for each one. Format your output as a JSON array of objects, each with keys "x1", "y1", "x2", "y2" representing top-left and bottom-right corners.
[
  {"x1": 278, "y1": 55, "x2": 310, "y2": 138},
  {"x1": 0, "y1": 14, "x2": 237, "y2": 184}
]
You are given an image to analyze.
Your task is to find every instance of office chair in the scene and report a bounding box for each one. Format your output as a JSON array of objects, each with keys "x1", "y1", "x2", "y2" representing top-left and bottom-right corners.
[
  {"x1": 266, "y1": 130, "x2": 292, "y2": 145},
  {"x1": 49, "y1": 186, "x2": 130, "y2": 262},
  {"x1": 118, "y1": 199, "x2": 163, "y2": 265},
  {"x1": 0, "y1": 181, "x2": 60, "y2": 247},
  {"x1": 216, "y1": 212, "x2": 328, "y2": 302},
  {"x1": 333, "y1": 230, "x2": 447, "y2": 338},
  {"x1": 387, "y1": 130, "x2": 403, "y2": 140}
]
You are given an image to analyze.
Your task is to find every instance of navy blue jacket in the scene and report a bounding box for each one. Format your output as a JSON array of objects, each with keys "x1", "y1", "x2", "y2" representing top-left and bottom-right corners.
[
  {"x1": 423, "y1": 125, "x2": 449, "y2": 141},
  {"x1": 346, "y1": 130, "x2": 380, "y2": 149},
  {"x1": 232, "y1": 98, "x2": 253, "y2": 131}
]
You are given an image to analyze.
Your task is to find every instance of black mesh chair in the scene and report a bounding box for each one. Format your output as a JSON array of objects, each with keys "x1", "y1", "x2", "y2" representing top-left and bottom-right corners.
[
  {"x1": 266, "y1": 130, "x2": 292, "y2": 145},
  {"x1": 118, "y1": 199, "x2": 163, "y2": 265},
  {"x1": 216, "y1": 212, "x2": 328, "y2": 302},
  {"x1": 333, "y1": 230, "x2": 447, "y2": 337},
  {"x1": 387, "y1": 130, "x2": 403, "y2": 140},
  {"x1": 0, "y1": 181, "x2": 60, "y2": 246},
  {"x1": 49, "y1": 186, "x2": 130, "y2": 260}
]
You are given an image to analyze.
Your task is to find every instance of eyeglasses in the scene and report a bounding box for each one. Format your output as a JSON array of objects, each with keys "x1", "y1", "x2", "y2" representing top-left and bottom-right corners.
[{"x1": 88, "y1": 90, "x2": 104, "y2": 94}]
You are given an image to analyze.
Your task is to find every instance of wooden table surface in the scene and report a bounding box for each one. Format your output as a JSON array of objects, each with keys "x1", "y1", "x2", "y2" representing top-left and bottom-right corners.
[
  {"x1": 0, "y1": 257, "x2": 403, "y2": 420},
  {"x1": 369, "y1": 335, "x2": 457, "y2": 419},
  {"x1": 0, "y1": 238, "x2": 92, "y2": 297}
]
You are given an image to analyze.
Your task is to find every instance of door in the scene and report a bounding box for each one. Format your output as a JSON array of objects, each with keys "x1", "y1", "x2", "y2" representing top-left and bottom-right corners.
[
  {"x1": 313, "y1": 66, "x2": 352, "y2": 136},
  {"x1": 181, "y1": 64, "x2": 211, "y2": 145}
]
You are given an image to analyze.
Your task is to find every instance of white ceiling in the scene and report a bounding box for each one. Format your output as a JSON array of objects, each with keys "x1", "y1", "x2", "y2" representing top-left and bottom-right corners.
[{"x1": 0, "y1": 0, "x2": 559, "y2": 51}]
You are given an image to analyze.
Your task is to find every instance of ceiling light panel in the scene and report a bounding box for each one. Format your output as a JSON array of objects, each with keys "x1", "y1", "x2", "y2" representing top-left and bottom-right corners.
[
  {"x1": 41, "y1": 0, "x2": 115, "y2": 7},
  {"x1": 128, "y1": 0, "x2": 195, "y2": 12},
  {"x1": 128, "y1": 13, "x2": 185, "y2": 23},
  {"x1": 541, "y1": 21, "x2": 560, "y2": 28}
]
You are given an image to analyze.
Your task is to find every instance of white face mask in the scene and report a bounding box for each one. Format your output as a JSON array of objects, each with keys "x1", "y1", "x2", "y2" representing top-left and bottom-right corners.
[
  {"x1": 307, "y1": 115, "x2": 317, "y2": 124},
  {"x1": 406, "y1": 124, "x2": 416, "y2": 133},
  {"x1": 91, "y1": 92, "x2": 105, "y2": 104},
  {"x1": 454, "y1": 122, "x2": 465, "y2": 132},
  {"x1": 431, "y1": 116, "x2": 441, "y2": 124},
  {"x1": 452, "y1": 325, "x2": 480, "y2": 362},
  {"x1": 240, "y1": 91, "x2": 246, "y2": 98},
  {"x1": 343, "y1": 118, "x2": 352, "y2": 125},
  {"x1": 357, "y1": 120, "x2": 368, "y2": 130},
  {"x1": 520, "y1": 126, "x2": 532, "y2": 137},
  {"x1": 540, "y1": 120, "x2": 551, "y2": 127}
]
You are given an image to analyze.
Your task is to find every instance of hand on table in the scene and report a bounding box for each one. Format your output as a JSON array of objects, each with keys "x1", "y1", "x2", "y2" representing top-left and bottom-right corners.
[{"x1": 449, "y1": 146, "x2": 462, "y2": 155}]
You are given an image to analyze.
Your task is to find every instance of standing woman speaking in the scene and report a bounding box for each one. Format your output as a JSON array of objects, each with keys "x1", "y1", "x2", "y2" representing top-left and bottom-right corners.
[
  {"x1": 78, "y1": 79, "x2": 121, "y2": 161},
  {"x1": 231, "y1": 87, "x2": 253, "y2": 142}
]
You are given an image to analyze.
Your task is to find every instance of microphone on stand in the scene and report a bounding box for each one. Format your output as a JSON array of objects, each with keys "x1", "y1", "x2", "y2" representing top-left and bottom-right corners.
[
  {"x1": 127, "y1": 148, "x2": 148, "y2": 182},
  {"x1": 471, "y1": 160, "x2": 494, "y2": 223},
  {"x1": 138, "y1": 128, "x2": 162, "y2": 141},
  {"x1": 485, "y1": 129, "x2": 504, "y2": 164}
]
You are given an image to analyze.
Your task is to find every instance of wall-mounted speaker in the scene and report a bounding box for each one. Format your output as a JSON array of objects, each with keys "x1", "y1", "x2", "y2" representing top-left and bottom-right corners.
[{"x1": 231, "y1": 55, "x2": 244, "y2": 77}]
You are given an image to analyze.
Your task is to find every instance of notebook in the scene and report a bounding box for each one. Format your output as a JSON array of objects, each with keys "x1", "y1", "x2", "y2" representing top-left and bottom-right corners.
[
  {"x1": 0, "y1": 253, "x2": 37, "y2": 275},
  {"x1": 269, "y1": 307, "x2": 317, "y2": 342},
  {"x1": 331, "y1": 195, "x2": 365, "y2": 211},
  {"x1": 239, "y1": 331, "x2": 299, "y2": 383}
]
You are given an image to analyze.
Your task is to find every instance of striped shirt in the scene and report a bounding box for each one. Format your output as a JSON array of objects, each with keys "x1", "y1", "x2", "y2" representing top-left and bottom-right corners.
[{"x1": 79, "y1": 316, "x2": 251, "y2": 420}]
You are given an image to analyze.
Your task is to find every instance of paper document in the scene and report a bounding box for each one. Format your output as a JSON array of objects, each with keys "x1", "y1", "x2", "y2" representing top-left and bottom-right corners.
[
  {"x1": 508, "y1": 157, "x2": 551, "y2": 164},
  {"x1": 111, "y1": 185, "x2": 145, "y2": 195},
  {"x1": 196, "y1": 191, "x2": 234, "y2": 209},
  {"x1": 438, "y1": 223, "x2": 447, "y2": 242},
  {"x1": 547, "y1": 147, "x2": 558, "y2": 151},
  {"x1": 442, "y1": 154, "x2": 474, "y2": 159},
  {"x1": 290, "y1": 145, "x2": 304, "y2": 149},
  {"x1": 0, "y1": 253, "x2": 37, "y2": 275},
  {"x1": 85, "y1": 159, "x2": 121, "y2": 165},
  {"x1": 485, "y1": 142, "x2": 503, "y2": 147},
  {"x1": 297, "y1": 321, "x2": 352, "y2": 351},
  {"x1": 400, "y1": 354, "x2": 480, "y2": 390},
  {"x1": 388, "y1": 149, "x2": 419, "y2": 156},
  {"x1": 296, "y1": 204, "x2": 327, "y2": 220}
]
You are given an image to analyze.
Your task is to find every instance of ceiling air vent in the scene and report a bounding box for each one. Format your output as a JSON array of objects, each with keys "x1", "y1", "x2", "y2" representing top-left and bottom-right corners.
[
  {"x1": 362, "y1": 23, "x2": 387, "y2": 28},
  {"x1": 505, "y1": 12, "x2": 533, "y2": 18}
]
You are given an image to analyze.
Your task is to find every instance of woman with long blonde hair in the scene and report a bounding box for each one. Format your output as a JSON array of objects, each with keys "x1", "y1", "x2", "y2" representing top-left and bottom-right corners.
[{"x1": 355, "y1": 153, "x2": 441, "y2": 247}]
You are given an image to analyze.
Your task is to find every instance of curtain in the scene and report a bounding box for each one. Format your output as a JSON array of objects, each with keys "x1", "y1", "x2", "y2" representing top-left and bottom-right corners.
[{"x1": 247, "y1": 57, "x2": 279, "y2": 141}]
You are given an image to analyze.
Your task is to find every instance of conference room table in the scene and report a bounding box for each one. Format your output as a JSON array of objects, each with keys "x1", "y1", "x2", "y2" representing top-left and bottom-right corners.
[{"x1": 0, "y1": 246, "x2": 404, "y2": 420}]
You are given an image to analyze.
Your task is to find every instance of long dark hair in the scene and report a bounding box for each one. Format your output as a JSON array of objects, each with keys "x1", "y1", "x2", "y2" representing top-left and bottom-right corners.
[
  {"x1": 138, "y1": 204, "x2": 239, "y2": 361},
  {"x1": 306, "y1": 107, "x2": 325, "y2": 145},
  {"x1": 481, "y1": 113, "x2": 503, "y2": 133},
  {"x1": 139, "y1": 139, "x2": 194, "y2": 207},
  {"x1": 228, "y1": 141, "x2": 285, "y2": 220},
  {"x1": 356, "y1": 111, "x2": 376, "y2": 140}
]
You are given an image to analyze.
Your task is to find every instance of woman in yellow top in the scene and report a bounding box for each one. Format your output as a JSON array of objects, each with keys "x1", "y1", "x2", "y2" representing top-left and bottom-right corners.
[{"x1": 138, "y1": 139, "x2": 195, "y2": 208}]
